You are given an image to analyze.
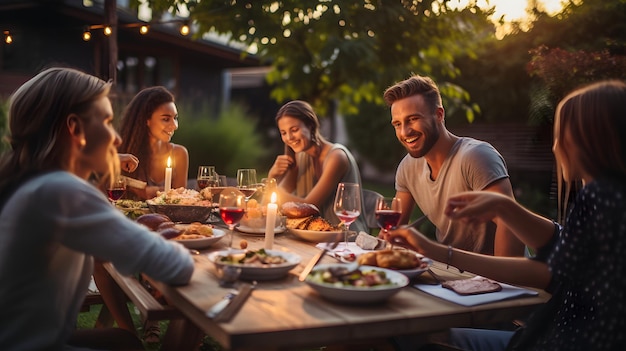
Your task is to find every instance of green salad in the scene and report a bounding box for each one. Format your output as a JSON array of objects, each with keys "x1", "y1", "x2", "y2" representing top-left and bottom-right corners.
[{"x1": 308, "y1": 268, "x2": 393, "y2": 288}]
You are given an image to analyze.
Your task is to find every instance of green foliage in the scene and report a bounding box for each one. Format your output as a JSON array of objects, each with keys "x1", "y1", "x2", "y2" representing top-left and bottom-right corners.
[
  {"x1": 527, "y1": 45, "x2": 626, "y2": 113},
  {"x1": 143, "y1": 0, "x2": 493, "y2": 120},
  {"x1": 344, "y1": 101, "x2": 405, "y2": 172},
  {"x1": 173, "y1": 102, "x2": 269, "y2": 179}
]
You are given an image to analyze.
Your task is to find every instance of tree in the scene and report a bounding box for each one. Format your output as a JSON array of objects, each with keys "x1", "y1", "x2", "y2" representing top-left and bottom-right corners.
[{"x1": 136, "y1": 0, "x2": 493, "y2": 120}]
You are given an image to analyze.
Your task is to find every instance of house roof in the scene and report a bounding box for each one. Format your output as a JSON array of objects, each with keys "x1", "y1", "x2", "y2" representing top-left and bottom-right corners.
[{"x1": 0, "y1": 0, "x2": 260, "y2": 67}]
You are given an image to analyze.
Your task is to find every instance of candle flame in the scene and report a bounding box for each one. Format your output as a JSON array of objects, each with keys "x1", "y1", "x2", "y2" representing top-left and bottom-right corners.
[
  {"x1": 270, "y1": 192, "x2": 277, "y2": 204},
  {"x1": 166, "y1": 156, "x2": 171, "y2": 168}
]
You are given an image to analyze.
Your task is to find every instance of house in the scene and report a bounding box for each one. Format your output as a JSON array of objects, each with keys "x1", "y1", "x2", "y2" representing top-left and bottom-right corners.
[{"x1": 0, "y1": 0, "x2": 265, "y2": 112}]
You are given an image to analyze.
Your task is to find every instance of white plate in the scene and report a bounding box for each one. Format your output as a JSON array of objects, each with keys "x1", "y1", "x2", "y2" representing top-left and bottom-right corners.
[
  {"x1": 305, "y1": 264, "x2": 409, "y2": 304},
  {"x1": 207, "y1": 249, "x2": 301, "y2": 281},
  {"x1": 289, "y1": 228, "x2": 343, "y2": 242},
  {"x1": 346, "y1": 252, "x2": 433, "y2": 279},
  {"x1": 172, "y1": 228, "x2": 226, "y2": 249},
  {"x1": 394, "y1": 257, "x2": 433, "y2": 279},
  {"x1": 236, "y1": 225, "x2": 286, "y2": 236}
]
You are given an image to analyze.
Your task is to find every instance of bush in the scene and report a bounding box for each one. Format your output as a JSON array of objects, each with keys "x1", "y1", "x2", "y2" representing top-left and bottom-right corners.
[{"x1": 174, "y1": 102, "x2": 270, "y2": 179}]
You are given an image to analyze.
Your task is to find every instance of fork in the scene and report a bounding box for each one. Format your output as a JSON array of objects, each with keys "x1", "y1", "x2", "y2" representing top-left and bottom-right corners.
[{"x1": 298, "y1": 233, "x2": 342, "y2": 281}]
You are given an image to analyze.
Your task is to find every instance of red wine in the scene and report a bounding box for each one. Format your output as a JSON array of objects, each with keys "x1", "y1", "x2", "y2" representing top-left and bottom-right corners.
[
  {"x1": 335, "y1": 210, "x2": 360, "y2": 226},
  {"x1": 107, "y1": 188, "x2": 125, "y2": 201},
  {"x1": 220, "y1": 207, "x2": 245, "y2": 225},
  {"x1": 375, "y1": 210, "x2": 401, "y2": 231},
  {"x1": 239, "y1": 188, "x2": 257, "y2": 198},
  {"x1": 197, "y1": 179, "x2": 210, "y2": 189}
]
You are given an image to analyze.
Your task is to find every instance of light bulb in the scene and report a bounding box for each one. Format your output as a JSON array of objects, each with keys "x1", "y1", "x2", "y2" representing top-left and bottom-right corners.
[
  {"x1": 104, "y1": 26, "x2": 112, "y2": 36},
  {"x1": 82, "y1": 30, "x2": 91, "y2": 41},
  {"x1": 139, "y1": 25, "x2": 149, "y2": 35},
  {"x1": 180, "y1": 24, "x2": 190, "y2": 36},
  {"x1": 3, "y1": 30, "x2": 12, "y2": 44}
]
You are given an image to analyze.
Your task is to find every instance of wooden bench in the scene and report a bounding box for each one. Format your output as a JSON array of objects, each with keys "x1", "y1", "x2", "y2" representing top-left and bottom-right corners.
[{"x1": 101, "y1": 262, "x2": 183, "y2": 322}]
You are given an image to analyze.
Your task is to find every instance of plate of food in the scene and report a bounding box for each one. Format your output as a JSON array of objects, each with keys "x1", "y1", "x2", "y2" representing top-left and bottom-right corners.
[
  {"x1": 207, "y1": 249, "x2": 301, "y2": 280},
  {"x1": 305, "y1": 263, "x2": 409, "y2": 304},
  {"x1": 147, "y1": 188, "x2": 215, "y2": 223},
  {"x1": 236, "y1": 225, "x2": 286, "y2": 236},
  {"x1": 171, "y1": 224, "x2": 226, "y2": 249},
  {"x1": 281, "y1": 201, "x2": 342, "y2": 242},
  {"x1": 288, "y1": 228, "x2": 343, "y2": 242},
  {"x1": 356, "y1": 249, "x2": 432, "y2": 279}
]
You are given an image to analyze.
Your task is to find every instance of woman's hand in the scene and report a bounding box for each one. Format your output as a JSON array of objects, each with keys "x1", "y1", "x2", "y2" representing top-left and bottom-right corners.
[
  {"x1": 268, "y1": 154, "x2": 294, "y2": 179},
  {"x1": 381, "y1": 227, "x2": 434, "y2": 256},
  {"x1": 444, "y1": 191, "x2": 510, "y2": 225},
  {"x1": 119, "y1": 153, "x2": 139, "y2": 173}
]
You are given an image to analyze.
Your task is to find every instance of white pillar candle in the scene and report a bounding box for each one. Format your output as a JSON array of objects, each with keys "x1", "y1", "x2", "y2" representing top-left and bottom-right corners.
[
  {"x1": 164, "y1": 156, "x2": 172, "y2": 192},
  {"x1": 264, "y1": 192, "x2": 278, "y2": 250}
]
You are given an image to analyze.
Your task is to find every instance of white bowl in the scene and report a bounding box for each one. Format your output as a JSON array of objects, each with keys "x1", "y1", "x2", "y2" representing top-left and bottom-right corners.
[
  {"x1": 305, "y1": 264, "x2": 409, "y2": 304},
  {"x1": 289, "y1": 228, "x2": 343, "y2": 242},
  {"x1": 207, "y1": 249, "x2": 301, "y2": 281},
  {"x1": 171, "y1": 227, "x2": 226, "y2": 249}
]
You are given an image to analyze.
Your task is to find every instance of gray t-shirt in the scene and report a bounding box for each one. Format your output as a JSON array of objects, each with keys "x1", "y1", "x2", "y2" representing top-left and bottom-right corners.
[
  {"x1": 395, "y1": 137, "x2": 509, "y2": 254},
  {"x1": 0, "y1": 171, "x2": 194, "y2": 350}
]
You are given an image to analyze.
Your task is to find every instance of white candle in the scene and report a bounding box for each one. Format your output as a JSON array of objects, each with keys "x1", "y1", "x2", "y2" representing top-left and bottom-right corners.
[
  {"x1": 164, "y1": 156, "x2": 172, "y2": 192},
  {"x1": 264, "y1": 192, "x2": 278, "y2": 250}
]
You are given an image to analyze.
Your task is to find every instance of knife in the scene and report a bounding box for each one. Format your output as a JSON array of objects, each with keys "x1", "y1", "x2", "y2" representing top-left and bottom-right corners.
[
  {"x1": 207, "y1": 282, "x2": 255, "y2": 322},
  {"x1": 298, "y1": 234, "x2": 341, "y2": 282}
]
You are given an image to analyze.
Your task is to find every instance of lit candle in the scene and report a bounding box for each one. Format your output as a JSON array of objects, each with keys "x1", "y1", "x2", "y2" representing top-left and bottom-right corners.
[
  {"x1": 264, "y1": 192, "x2": 278, "y2": 250},
  {"x1": 164, "y1": 156, "x2": 172, "y2": 192}
]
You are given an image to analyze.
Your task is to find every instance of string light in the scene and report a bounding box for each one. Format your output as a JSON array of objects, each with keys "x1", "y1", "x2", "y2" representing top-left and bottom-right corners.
[
  {"x1": 81, "y1": 19, "x2": 190, "y2": 41},
  {"x1": 4, "y1": 30, "x2": 12, "y2": 44},
  {"x1": 180, "y1": 22, "x2": 190, "y2": 36},
  {"x1": 82, "y1": 27, "x2": 92, "y2": 41}
]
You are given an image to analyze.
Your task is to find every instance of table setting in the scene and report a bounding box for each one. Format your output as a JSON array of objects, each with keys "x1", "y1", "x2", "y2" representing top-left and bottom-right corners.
[{"x1": 105, "y1": 178, "x2": 549, "y2": 351}]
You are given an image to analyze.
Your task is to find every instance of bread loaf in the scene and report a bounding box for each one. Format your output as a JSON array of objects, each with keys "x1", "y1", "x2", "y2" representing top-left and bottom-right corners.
[{"x1": 281, "y1": 201, "x2": 320, "y2": 219}]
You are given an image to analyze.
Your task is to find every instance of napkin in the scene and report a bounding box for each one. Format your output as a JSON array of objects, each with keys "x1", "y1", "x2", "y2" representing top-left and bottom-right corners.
[
  {"x1": 314, "y1": 242, "x2": 372, "y2": 260},
  {"x1": 414, "y1": 278, "x2": 538, "y2": 306}
]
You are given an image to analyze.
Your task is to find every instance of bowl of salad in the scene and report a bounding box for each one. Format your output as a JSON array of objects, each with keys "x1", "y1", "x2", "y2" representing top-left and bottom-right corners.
[{"x1": 305, "y1": 263, "x2": 409, "y2": 304}]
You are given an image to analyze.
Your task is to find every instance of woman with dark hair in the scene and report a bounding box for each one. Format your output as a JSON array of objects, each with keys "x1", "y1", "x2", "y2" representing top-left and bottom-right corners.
[
  {"x1": 0, "y1": 67, "x2": 194, "y2": 350},
  {"x1": 118, "y1": 86, "x2": 189, "y2": 200},
  {"x1": 268, "y1": 100, "x2": 368, "y2": 233},
  {"x1": 385, "y1": 80, "x2": 626, "y2": 350}
]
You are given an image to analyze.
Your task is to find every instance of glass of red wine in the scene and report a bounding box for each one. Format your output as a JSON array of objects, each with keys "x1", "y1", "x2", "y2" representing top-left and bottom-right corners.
[
  {"x1": 375, "y1": 197, "x2": 402, "y2": 249},
  {"x1": 107, "y1": 175, "x2": 126, "y2": 203},
  {"x1": 219, "y1": 190, "x2": 246, "y2": 249},
  {"x1": 333, "y1": 182, "x2": 361, "y2": 245},
  {"x1": 197, "y1": 166, "x2": 217, "y2": 190}
]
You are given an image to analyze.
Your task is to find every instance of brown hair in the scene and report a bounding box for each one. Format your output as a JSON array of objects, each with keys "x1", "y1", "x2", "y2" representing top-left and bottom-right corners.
[
  {"x1": 0, "y1": 67, "x2": 112, "y2": 206},
  {"x1": 554, "y1": 80, "x2": 626, "y2": 220},
  {"x1": 383, "y1": 74, "x2": 443, "y2": 114},
  {"x1": 275, "y1": 100, "x2": 325, "y2": 146}
]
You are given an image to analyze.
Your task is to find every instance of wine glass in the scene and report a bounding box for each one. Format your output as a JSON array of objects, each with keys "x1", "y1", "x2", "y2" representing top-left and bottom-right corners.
[
  {"x1": 375, "y1": 197, "x2": 402, "y2": 248},
  {"x1": 219, "y1": 190, "x2": 246, "y2": 249},
  {"x1": 236, "y1": 168, "x2": 258, "y2": 200},
  {"x1": 333, "y1": 182, "x2": 362, "y2": 245},
  {"x1": 107, "y1": 175, "x2": 126, "y2": 203},
  {"x1": 197, "y1": 166, "x2": 217, "y2": 190}
]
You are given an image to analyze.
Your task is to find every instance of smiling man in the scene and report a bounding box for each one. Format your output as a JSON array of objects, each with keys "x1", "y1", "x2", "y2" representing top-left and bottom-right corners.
[{"x1": 381, "y1": 75, "x2": 524, "y2": 257}]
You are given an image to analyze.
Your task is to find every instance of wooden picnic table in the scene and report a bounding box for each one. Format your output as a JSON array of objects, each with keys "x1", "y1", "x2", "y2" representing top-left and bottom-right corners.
[{"x1": 105, "y1": 227, "x2": 550, "y2": 351}]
